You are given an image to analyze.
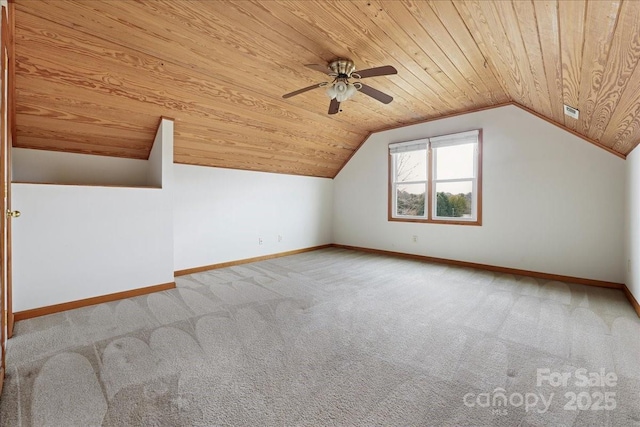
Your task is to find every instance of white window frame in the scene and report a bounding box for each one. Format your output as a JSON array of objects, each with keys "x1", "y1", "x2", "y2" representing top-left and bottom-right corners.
[
  {"x1": 388, "y1": 129, "x2": 482, "y2": 226},
  {"x1": 390, "y1": 139, "x2": 428, "y2": 219}
]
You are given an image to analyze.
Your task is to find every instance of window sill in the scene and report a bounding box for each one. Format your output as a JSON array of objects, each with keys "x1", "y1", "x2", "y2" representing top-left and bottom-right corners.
[{"x1": 388, "y1": 216, "x2": 482, "y2": 226}]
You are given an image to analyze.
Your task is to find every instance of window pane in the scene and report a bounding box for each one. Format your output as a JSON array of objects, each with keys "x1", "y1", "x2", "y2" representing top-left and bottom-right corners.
[
  {"x1": 394, "y1": 150, "x2": 427, "y2": 182},
  {"x1": 435, "y1": 143, "x2": 475, "y2": 180},
  {"x1": 396, "y1": 183, "x2": 426, "y2": 217},
  {"x1": 434, "y1": 181, "x2": 473, "y2": 218}
]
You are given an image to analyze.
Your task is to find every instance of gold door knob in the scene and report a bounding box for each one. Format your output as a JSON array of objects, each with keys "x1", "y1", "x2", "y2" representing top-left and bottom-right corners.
[{"x1": 7, "y1": 210, "x2": 20, "y2": 218}]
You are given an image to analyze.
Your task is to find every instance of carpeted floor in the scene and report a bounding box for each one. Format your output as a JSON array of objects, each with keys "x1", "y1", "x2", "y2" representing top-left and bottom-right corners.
[{"x1": 0, "y1": 247, "x2": 639, "y2": 426}]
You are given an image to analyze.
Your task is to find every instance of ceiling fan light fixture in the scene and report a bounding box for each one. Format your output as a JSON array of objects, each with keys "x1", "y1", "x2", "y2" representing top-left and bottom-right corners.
[
  {"x1": 328, "y1": 80, "x2": 358, "y2": 103},
  {"x1": 345, "y1": 83, "x2": 358, "y2": 99},
  {"x1": 335, "y1": 93, "x2": 348, "y2": 103},
  {"x1": 334, "y1": 81, "x2": 348, "y2": 96},
  {"x1": 325, "y1": 84, "x2": 337, "y2": 100}
]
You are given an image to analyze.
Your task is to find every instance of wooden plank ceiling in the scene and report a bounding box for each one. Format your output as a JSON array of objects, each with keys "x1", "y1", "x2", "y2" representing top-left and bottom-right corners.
[{"x1": 14, "y1": 0, "x2": 640, "y2": 178}]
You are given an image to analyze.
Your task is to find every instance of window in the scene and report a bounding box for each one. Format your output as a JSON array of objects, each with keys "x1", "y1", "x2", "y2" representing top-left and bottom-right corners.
[{"x1": 389, "y1": 129, "x2": 482, "y2": 225}]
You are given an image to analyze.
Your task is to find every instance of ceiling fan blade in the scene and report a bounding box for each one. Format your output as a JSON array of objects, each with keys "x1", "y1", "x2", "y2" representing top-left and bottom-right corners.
[
  {"x1": 358, "y1": 84, "x2": 393, "y2": 104},
  {"x1": 305, "y1": 63, "x2": 331, "y2": 74},
  {"x1": 356, "y1": 65, "x2": 398, "y2": 79},
  {"x1": 282, "y1": 83, "x2": 324, "y2": 99},
  {"x1": 328, "y1": 98, "x2": 340, "y2": 114}
]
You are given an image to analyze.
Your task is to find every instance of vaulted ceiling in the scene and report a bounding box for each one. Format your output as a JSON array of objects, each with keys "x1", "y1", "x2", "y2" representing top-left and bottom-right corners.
[{"x1": 14, "y1": 0, "x2": 640, "y2": 178}]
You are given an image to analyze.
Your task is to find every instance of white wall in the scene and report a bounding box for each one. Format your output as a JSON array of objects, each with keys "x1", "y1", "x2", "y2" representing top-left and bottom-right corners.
[
  {"x1": 173, "y1": 165, "x2": 333, "y2": 271},
  {"x1": 12, "y1": 148, "x2": 151, "y2": 187},
  {"x1": 11, "y1": 119, "x2": 174, "y2": 311},
  {"x1": 334, "y1": 105, "x2": 626, "y2": 283},
  {"x1": 625, "y1": 145, "x2": 640, "y2": 301},
  {"x1": 11, "y1": 185, "x2": 173, "y2": 311},
  {"x1": 11, "y1": 118, "x2": 333, "y2": 309}
]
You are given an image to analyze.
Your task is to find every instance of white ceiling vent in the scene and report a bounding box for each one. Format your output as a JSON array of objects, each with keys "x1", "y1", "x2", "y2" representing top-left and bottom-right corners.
[{"x1": 563, "y1": 104, "x2": 579, "y2": 119}]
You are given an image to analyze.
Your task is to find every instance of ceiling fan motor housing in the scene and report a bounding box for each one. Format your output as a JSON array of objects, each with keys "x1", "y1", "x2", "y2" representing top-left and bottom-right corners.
[{"x1": 329, "y1": 59, "x2": 356, "y2": 78}]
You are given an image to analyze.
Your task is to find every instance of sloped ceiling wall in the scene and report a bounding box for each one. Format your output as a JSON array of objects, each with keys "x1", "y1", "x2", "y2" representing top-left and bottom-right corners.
[{"x1": 14, "y1": 0, "x2": 640, "y2": 178}]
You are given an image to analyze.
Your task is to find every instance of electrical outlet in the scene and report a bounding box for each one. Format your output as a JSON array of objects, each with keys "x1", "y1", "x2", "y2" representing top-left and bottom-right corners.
[
  {"x1": 278, "y1": 235, "x2": 282, "y2": 243},
  {"x1": 412, "y1": 235, "x2": 418, "y2": 243},
  {"x1": 258, "y1": 237, "x2": 263, "y2": 245},
  {"x1": 628, "y1": 259, "x2": 631, "y2": 273}
]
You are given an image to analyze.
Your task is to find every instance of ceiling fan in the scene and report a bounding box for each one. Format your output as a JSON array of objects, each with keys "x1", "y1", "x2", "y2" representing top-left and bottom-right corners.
[{"x1": 282, "y1": 59, "x2": 397, "y2": 114}]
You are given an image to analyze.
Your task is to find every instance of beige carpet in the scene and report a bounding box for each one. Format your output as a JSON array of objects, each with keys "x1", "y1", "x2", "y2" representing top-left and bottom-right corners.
[{"x1": 1, "y1": 247, "x2": 639, "y2": 426}]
